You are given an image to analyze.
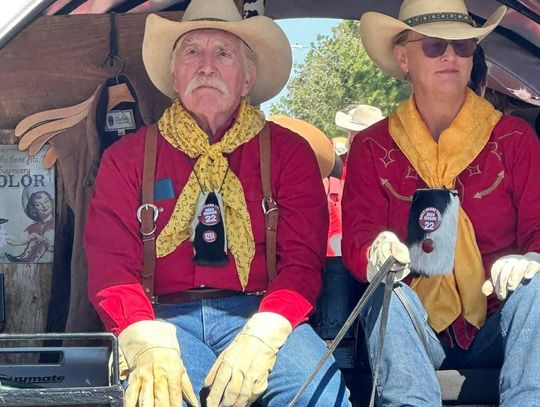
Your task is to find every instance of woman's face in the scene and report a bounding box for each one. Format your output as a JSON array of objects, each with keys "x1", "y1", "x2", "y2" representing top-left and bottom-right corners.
[
  {"x1": 394, "y1": 32, "x2": 473, "y2": 98},
  {"x1": 32, "y1": 193, "x2": 52, "y2": 220}
]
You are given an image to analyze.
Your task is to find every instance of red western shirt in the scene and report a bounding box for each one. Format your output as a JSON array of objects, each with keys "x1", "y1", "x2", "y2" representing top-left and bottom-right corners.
[
  {"x1": 342, "y1": 115, "x2": 540, "y2": 349},
  {"x1": 85, "y1": 121, "x2": 328, "y2": 335}
]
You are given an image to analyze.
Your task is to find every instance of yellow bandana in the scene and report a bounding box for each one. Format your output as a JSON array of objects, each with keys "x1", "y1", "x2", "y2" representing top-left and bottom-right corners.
[
  {"x1": 389, "y1": 89, "x2": 502, "y2": 332},
  {"x1": 156, "y1": 99, "x2": 266, "y2": 289}
]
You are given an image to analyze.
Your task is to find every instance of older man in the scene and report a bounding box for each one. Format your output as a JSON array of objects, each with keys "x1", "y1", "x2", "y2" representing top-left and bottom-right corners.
[{"x1": 84, "y1": 0, "x2": 350, "y2": 406}]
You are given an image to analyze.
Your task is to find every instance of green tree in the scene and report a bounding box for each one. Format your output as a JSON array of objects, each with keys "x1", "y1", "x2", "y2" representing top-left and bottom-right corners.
[{"x1": 270, "y1": 20, "x2": 410, "y2": 137}]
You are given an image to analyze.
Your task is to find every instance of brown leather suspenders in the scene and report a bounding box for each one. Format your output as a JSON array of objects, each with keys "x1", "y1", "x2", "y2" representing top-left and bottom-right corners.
[
  {"x1": 259, "y1": 123, "x2": 278, "y2": 282},
  {"x1": 139, "y1": 122, "x2": 278, "y2": 302},
  {"x1": 139, "y1": 123, "x2": 158, "y2": 302}
]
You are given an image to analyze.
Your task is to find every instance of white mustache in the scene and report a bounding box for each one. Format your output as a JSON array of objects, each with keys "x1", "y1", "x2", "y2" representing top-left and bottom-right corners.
[{"x1": 186, "y1": 75, "x2": 228, "y2": 94}]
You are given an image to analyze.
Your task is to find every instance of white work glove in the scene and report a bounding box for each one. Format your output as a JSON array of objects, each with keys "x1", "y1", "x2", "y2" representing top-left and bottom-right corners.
[
  {"x1": 482, "y1": 252, "x2": 540, "y2": 300},
  {"x1": 118, "y1": 320, "x2": 198, "y2": 407},
  {"x1": 367, "y1": 231, "x2": 411, "y2": 283},
  {"x1": 204, "y1": 312, "x2": 293, "y2": 407}
]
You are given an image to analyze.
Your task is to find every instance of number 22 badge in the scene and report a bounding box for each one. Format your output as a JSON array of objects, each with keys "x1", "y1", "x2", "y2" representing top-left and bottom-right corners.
[{"x1": 418, "y1": 207, "x2": 442, "y2": 232}]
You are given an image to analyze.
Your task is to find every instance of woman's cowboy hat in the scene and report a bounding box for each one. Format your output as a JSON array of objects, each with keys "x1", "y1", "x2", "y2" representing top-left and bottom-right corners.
[
  {"x1": 335, "y1": 104, "x2": 384, "y2": 132},
  {"x1": 142, "y1": 0, "x2": 292, "y2": 105},
  {"x1": 360, "y1": 0, "x2": 507, "y2": 79},
  {"x1": 268, "y1": 115, "x2": 335, "y2": 178}
]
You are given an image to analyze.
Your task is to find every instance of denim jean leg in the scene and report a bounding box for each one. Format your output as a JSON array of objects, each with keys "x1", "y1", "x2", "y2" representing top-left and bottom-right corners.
[
  {"x1": 155, "y1": 302, "x2": 218, "y2": 406},
  {"x1": 499, "y1": 274, "x2": 540, "y2": 406},
  {"x1": 360, "y1": 282, "x2": 445, "y2": 407},
  {"x1": 260, "y1": 323, "x2": 351, "y2": 407}
]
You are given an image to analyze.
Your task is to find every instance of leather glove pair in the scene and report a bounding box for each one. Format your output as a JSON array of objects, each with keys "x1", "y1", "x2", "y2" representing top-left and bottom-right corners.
[
  {"x1": 482, "y1": 252, "x2": 540, "y2": 300},
  {"x1": 118, "y1": 320, "x2": 198, "y2": 407},
  {"x1": 203, "y1": 312, "x2": 292, "y2": 407},
  {"x1": 367, "y1": 231, "x2": 411, "y2": 283}
]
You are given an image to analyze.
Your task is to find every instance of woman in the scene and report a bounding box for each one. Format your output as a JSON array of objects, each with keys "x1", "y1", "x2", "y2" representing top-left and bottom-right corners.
[{"x1": 342, "y1": 1, "x2": 540, "y2": 405}]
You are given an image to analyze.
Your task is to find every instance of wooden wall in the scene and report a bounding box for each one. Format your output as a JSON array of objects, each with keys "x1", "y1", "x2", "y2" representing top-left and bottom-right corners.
[
  {"x1": 0, "y1": 12, "x2": 178, "y2": 343},
  {"x1": 0, "y1": 11, "x2": 178, "y2": 128}
]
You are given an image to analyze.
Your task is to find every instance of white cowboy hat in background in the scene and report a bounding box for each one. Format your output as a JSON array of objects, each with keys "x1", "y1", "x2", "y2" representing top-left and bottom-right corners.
[
  {"x1": 335, "y1": 104, "x2": 384, "y2": 132},
  {"x1": 360, "y1": 0, "x2": 507, "y2": 79},
  {"x1": 142, "y1": 0, "x2": 292, "y2": 105}
]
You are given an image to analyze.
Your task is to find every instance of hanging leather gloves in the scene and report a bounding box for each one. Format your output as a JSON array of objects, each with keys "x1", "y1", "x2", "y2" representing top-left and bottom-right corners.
[
  {"x1": 118, "y1": 320, "x2": 198, "y2": 407},
  {"x1": 203, "y1": 312, "x2": 293, "y2": 406},
  {"x1": 482, "y1": 252, "x2": 540, "y2": 300},
  {"x1": 368, "y1": 231, "x2": 411, "y2": 283}
]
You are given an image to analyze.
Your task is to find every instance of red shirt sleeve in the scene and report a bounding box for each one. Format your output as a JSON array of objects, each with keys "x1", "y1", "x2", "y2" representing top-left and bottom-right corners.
[
  {"x1": 84, "y1": 129, "x2": 154, "y2": 334},
  {"x1": 504, "y1": 117, "x2": 540, "y2": 254},
  {"x1": 342, "y1": 122, "x2": 391, "y2": 282}
]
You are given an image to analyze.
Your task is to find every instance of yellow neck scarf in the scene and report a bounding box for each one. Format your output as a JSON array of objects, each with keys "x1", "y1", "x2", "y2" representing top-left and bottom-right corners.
[
  {"x1": 389, "y1": 89, "x2": 502, "y2": 332},
  {"x1": 156, "y1": 99, "x2": 266, "y2": 289}
]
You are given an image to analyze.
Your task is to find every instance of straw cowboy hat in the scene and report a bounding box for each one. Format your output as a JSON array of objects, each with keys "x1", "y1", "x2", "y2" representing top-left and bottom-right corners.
[
  {"x1": 142, "y1": 0, "x2": 292, "y2": 105},
  {"x1": 360, "y1": 0, "x2": 507, "y2": 79},
  {"x1": 335, "y1": 104, "x2": 384, "y2": 132},
  {"x1": 268, "y1": 115, "x2": 335, "y2": 178}
]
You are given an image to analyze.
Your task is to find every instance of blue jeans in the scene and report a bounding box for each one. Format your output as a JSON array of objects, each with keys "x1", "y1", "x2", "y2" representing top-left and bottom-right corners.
[
  {"x1": 359, "y1": 275, "x2": 540, "y2": 406},
  {"x1": 154, "y1": 294, "x2": 351, "y2": 406}
]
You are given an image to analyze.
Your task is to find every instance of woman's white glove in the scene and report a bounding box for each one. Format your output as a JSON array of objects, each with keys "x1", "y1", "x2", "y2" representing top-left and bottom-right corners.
[
  {"x1": 367, "y1": 231, "x2": 411, "y2": 283},
  {"x1": 118, "y1": 320, "x2": 198, "y2": 407},
  {"x1": 482, "y1": 252, "x2": 540, "y2": 300},
  {"x1": 204, "y1": 312, "x2": 292, "y2": 407}
]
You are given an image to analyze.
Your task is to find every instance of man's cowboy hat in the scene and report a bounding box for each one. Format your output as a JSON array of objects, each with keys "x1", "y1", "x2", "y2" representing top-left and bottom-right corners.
[
  {"x1": 142, "y1": 0, "x2": 292, "y2": 105},
  {"x1": 268, "y1": 115, "x2": 335, "y2": 178},
  {"x1": 335, "y1": 104, "x2": 384, "y2": 132},
  {"x1": 360, "y1": 0, "x2": 507, "y2": 79}
]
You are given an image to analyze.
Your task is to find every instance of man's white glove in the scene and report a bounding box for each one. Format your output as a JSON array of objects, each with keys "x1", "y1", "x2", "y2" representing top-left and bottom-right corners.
[
  {"x1": 204, "y1": 312, "x2": 292, "y2": 407},
  {"x1": 367, "y1": 231, "x2": 411, "y2": 283},
  {"x1": 482, "y1": 252, "x2": 540, "y2": 300},
  {"x1": 118, "y1": 320, "x2": 198, "y2": 407}
]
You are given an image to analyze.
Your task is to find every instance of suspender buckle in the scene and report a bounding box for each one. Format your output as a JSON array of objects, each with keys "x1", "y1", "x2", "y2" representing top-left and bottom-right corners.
[
  {"x1": 137, "y1": 203, "x2": 159, "y2": 223},
  {"x1": 261, "y1": 197, "x2": 278, "y2": 215},
  {"x1": 137, "y1": 203, "x2": 159, "y2": 237}
]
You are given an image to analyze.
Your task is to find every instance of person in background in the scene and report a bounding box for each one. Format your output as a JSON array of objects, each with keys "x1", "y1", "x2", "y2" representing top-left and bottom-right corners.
[
  {"x1": 267, "y1": 115, "x2": 341, "y2": 257},
  {"x1": 335, "y1": 104, "x2": 385, "y2": 151},
  {"x1": 84, "y1": 0, "x2": 351, "y2": 406},
  {"x1": 325, "y1": 137, "x2": 348, "y2": 257},
  {"x1": 331, "y1": 104, "x2": 384, "y2": 256},
  {"x1": 342, "y1": 0, "x2": 540, "y2": 405}
]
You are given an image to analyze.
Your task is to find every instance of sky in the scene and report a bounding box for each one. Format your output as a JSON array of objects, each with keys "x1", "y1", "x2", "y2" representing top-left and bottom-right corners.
[{"x1": 260, "y1": 18, "x2": 342, "y2": 115}]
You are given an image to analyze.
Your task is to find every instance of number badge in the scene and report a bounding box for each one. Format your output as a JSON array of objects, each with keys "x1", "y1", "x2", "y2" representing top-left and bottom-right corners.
[
  {"x1": 199, "y1": 204, "x2": 221, "y2": 226},
  {"x1": 418, "y1": 207, "x2": 442, "y2": 232}
]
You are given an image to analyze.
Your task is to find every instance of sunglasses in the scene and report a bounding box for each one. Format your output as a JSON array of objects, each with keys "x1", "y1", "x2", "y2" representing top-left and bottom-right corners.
[{"x1": 404, "y1": 37, "x2": 477, "y2": 58}]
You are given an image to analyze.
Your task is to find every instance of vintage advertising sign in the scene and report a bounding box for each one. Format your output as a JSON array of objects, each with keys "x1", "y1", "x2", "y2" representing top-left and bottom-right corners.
[{"x1": 0, "y1": 146, "x2": 55, "y2": 264}]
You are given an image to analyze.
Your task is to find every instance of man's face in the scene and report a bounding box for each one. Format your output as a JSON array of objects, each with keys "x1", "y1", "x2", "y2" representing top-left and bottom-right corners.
[
  {"x1": 172, "y1": 29, "x2": 255, "y2": 119},
  {"x1": 394, "y1": 32, "x2": 473, "y2": 97}
]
